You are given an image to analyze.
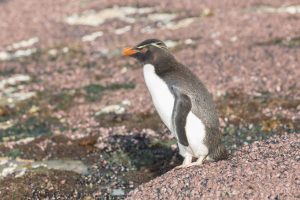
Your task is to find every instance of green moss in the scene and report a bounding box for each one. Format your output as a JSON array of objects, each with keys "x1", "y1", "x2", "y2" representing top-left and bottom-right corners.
[
  {"x1": 0, "y1": 68, "x2": 16, "y2": 76},
  {"x1": 84, "y1": 83, "x2": 135, "y2": 102},
  {"x1": 256, "y1": 36, "x2": 300, "y2": 47},
  {"x1": 0, "y1": 81, "x2": 135, "y2": 142},
  {"x1": 149, "y1": 139, "x2": 176, "y2": 149},
  {"x1": 106, "y1": 83, "x2": 135, "y2": 90},
  {"x1": 81, "y1": 61, "x2": 98, "y2": 69},
  {"x1": 6, "y1": 149, "x2": 22, "y2": 158},
  {"x1": 0, "y1": 116, "x2": 62, "y2": 142},
  {"x1": 83, "y1": 84, "x2": 105, "y2": 102},
  {"x1": 48, "y1": 89, "x2": 79, "y2": 110},
  {"x1": 110, "y1": 149, "x2": 133, "y2": 167}
]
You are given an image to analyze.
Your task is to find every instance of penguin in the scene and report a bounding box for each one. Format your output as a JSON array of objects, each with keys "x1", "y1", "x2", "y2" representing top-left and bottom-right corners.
[{"x1": 123, "y1": 39, "x2": 228, "y2": 168}]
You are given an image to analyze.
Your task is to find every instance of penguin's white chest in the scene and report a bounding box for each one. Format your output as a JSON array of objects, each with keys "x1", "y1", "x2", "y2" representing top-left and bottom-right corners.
[
  {"x1": 143, "y1": 64, "x2": 174, "y2": 130},
  {"x1": 143, "y1": 64, "x2": 208, "y2": 157}
]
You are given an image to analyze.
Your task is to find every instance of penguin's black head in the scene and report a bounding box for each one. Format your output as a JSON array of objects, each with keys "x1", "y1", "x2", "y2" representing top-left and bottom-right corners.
[{"x1": 123, "y1": 39, "x2": 171, "y2": 65}]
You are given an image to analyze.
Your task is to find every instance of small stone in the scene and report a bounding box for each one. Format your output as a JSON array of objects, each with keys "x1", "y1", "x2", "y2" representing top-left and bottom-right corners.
[
  {"x1": 202, "y1": 8, "x2": 213, "y2": 17},
  {"x1": 0, "y1": 120, "x2": 15, "y2": 130},
  {"x1": 48, "y1": 49, "x2": 58, "y2": 56},
  {"x1": 0, "y1": 51, "x2": 11, "y2": 61},
  {"x1": 62, "y1": 47, "x2": 69, "y2": 53},
  {"x1": 166, "y1": 18, "x2": 195, "y2": 30},
  {"x1": 83, "y1": 196, "x2": 94, "y2": 200},
  {"x1": 164, "y1": 40, "x2": 179, "y2": 49},
  {"x1": 184, "y1": 39, "x2": 195, "y2": 45},
  {"x1": 28, "y1": 105, "x2": 39, "y2": 114},
  {"x1": 82, "y1": 31, "x2": 103, "y2": 42},
  {"x1": 115, "y1": 26, "x2": 131, "y2": 35},
  {"x1": 121, "y1": 67, "x2": 128, "y2": 74},
  {"x1": 112, "y1": 188, "x2": 125, "y2": 196},
  {"x1": 0, "y1": 107, "x2": 7, "y2": 116},
  {"x1": 230, "y1": 36, "x2": 238, "y2": 42},
  {"x1": 95, "y1": 100, "x2": 130, "y2": 115}
]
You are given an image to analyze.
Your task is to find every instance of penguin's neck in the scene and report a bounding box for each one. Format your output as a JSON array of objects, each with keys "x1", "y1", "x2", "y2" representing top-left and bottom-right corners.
[{"x1": 142, "y1": 54, "x2": 177, "y2": 76}]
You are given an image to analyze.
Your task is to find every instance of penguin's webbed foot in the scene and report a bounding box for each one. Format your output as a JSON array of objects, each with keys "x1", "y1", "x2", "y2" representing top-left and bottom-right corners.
[
  {"x1": 174, "y1": 155, "x2": 207, "y2": 170},
  {"x1": 174, "y1": 163, "x2": 196, "y2": 170}
]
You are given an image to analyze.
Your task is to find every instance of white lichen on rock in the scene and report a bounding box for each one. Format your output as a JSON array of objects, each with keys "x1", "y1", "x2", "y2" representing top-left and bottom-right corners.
[
  {"x1": 82, "y1": 31, "x2": 103, "y2": 42},
  {"x1": 0, "y1": 75, "x2": 36, "y2": 107},
  {"x1": 0, "y1": 158, "x2": 88, "y2": 178},
  {"x1": 65, "y1": 6, "x2": 154, "y2": 26},
  {"x1": 95, "y1": 100, "x2": 131, "y2": 115}
]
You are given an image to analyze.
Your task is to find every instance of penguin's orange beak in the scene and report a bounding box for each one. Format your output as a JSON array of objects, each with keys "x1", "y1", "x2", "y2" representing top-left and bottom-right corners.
[{"x1": 122, "y1": 47, "x2": 138, "y2": 57}]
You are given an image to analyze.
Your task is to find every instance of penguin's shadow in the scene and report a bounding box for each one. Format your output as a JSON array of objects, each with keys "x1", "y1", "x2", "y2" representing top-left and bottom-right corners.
[{"x1": 106, "y1": 133, "x2": 181, "y2": 175}]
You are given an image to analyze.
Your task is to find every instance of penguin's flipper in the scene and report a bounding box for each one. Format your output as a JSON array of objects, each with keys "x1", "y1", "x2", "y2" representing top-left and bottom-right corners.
[{"x1": 171, "y1": 86, "x2": 192, "y2": 147}]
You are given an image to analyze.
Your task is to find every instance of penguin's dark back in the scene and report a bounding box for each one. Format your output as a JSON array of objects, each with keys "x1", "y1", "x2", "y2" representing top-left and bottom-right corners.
[
  {"x1": 159, "y1": 63, "x2": 220, "y2": 128},
  {"x1": 159, "y1": 63, "x2": 227, "y2": 159}
]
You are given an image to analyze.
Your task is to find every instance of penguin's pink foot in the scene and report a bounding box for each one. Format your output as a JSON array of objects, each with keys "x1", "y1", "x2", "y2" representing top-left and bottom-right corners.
[
  {"x1": 174, "y1": 163, "x2": 195, "y2": 169},
  {"x1": 174, "y1": 155, "x2": 206, "y2": 170}
]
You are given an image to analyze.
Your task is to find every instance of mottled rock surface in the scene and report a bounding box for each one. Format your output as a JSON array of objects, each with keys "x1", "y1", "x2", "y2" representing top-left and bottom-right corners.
[{"x1": 128, "y1": 133, "x2": 300, "y2": 199}]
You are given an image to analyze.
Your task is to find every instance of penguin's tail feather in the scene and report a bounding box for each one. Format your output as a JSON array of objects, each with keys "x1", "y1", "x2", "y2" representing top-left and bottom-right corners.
[{"x1": 208, "y1": 144, "x2": 229, "y2": 161}]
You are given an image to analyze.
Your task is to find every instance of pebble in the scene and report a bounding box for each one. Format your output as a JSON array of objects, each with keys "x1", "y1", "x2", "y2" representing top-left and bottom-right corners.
[{"x1": 112, "y1": 188, "x2": 125, "y2": 196}]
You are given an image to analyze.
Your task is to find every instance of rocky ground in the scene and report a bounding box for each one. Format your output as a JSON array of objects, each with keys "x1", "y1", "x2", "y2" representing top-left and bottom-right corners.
[
  {"x1": 128, "y1": 133, "x2": 300, "y2": 200},
  {"x1": 0, "y1": 0, "x2": 299, "y2": 199}
]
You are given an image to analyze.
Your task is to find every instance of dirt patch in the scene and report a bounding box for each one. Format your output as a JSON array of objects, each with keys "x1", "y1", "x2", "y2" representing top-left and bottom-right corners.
[
  {"x1": 0, "y1": 169, "x2": 90, "y2": 199},
  {"x1": 0, "y1": 135, "x2": 99, "y2": 163},
  {"x1": 95, "y1": 112, "x2": 163, "y2": 130}
]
